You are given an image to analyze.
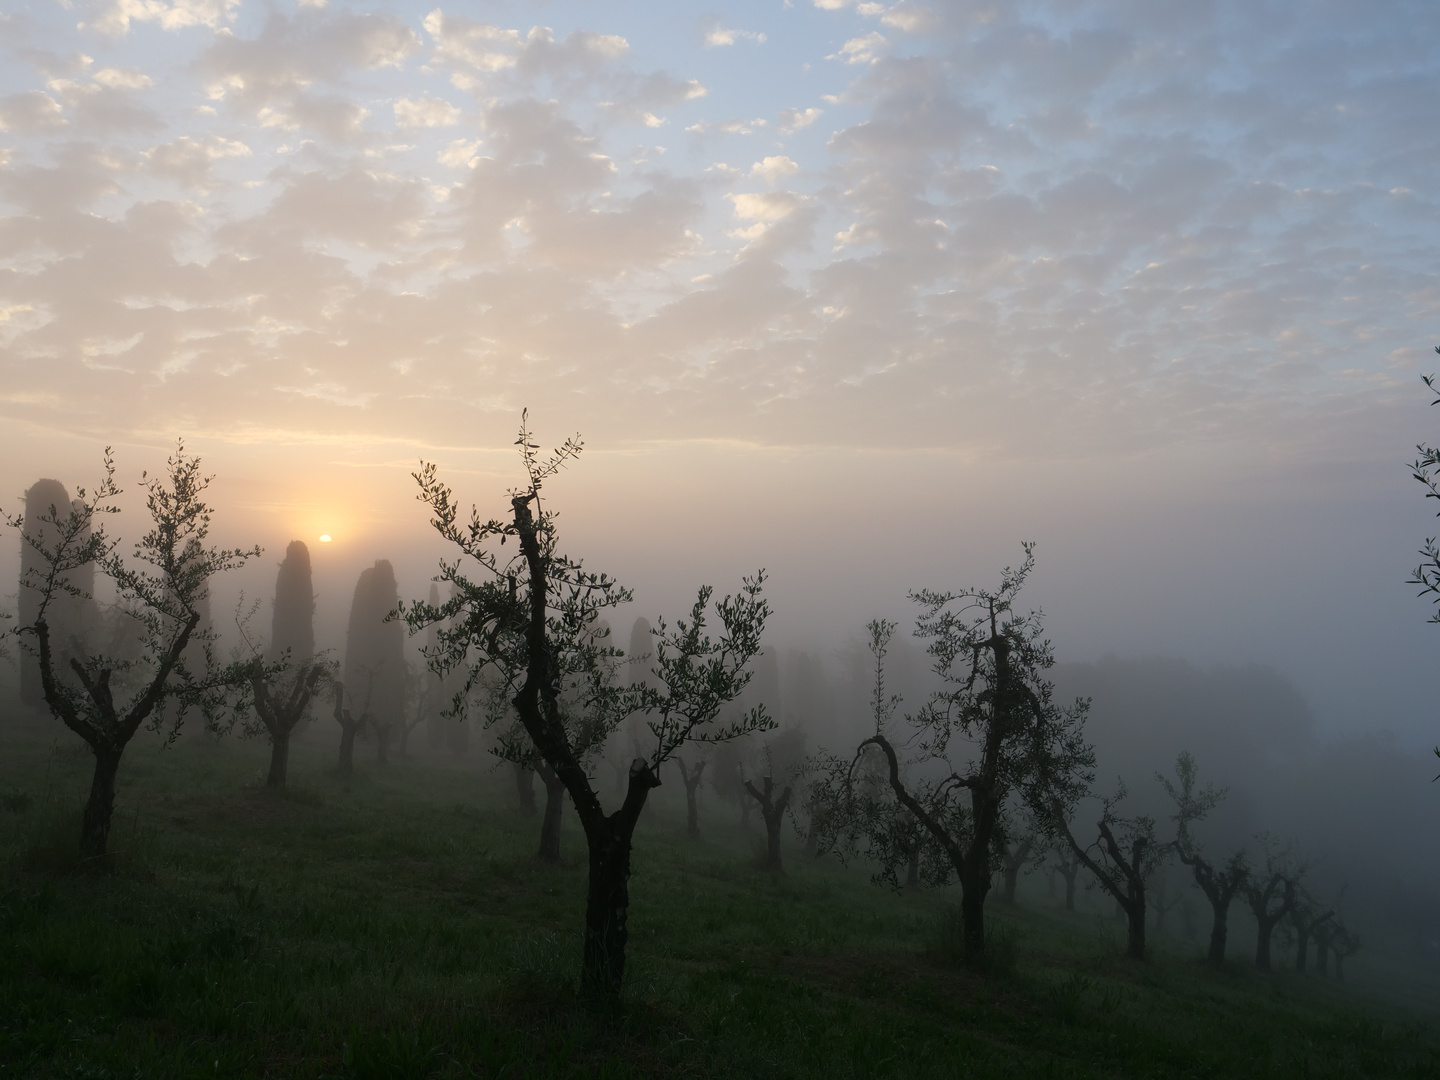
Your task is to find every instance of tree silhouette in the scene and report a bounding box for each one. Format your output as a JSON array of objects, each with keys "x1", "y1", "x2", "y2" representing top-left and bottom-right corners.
[
  {"x1": 816, "y1": 551, "x2": 1094, "y2": 964},
  {"x1": 744, "y1": 773, "x2": 792, "y2": 872},
  {"x1": 17, "y1": 480, "x2": 96, "y2": 707},
  {"x1": 238, "y1": 540, "x2": 328, "y2": 789},
  {"x1": 1055, "y1": 783, "x2": 1167, "y2": 960},
  {"x1": 1158, "y1": 751, "x2": 1248, "y2": 966},
  {"x1": 675, "y1": 755, "x2": 707, "y2": 837},
  {"x1": 343, "y1": 560, "x2": 405, "y2": 766},
  {"x1": 6, "y1": 444, "x2": 258, "y2": 856},
  {"x1": 400, "y1": 414, "x2": 772, "y2": 1000},
  {"x1": 1243, "y1": 841, "x2": 1301, "y2": 971}
]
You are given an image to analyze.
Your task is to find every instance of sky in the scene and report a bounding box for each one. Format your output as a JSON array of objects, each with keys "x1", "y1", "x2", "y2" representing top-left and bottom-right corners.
[{"x1": 3, "y1": 0, "x2": 1440, "y2": 744}]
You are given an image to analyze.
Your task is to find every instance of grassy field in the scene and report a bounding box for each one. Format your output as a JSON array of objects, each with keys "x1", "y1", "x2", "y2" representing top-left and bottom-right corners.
[{"x1": 0, "y1": 711, "x2": 1436, "y2": 1080}]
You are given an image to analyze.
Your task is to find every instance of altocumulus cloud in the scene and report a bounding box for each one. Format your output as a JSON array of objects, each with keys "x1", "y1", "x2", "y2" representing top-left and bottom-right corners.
[{"x1": 0, "y1": 0, "x2": 1436, "y2": 462}]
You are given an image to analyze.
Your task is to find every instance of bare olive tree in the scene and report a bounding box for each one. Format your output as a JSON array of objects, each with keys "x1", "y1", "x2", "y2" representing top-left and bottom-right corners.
[
  {"x1": 816, "y1": 549, "x2": 1095, "y2": 962},
  {"x1": 1243, "y1": 839, "x2": 1301, "y2": 971},
  {"x1": 6, "y1": 444, "x2": 259, "y2": 856},
  {"x1": 744, "y1": 772, "x2": 792, "y2": 873},
  {"x1": 675, "y1": 756, "x2": 707, "y2": 838},
  {"x1": 235, "y1": 540, "x2": 330, "y2": 790},
  {"x1": 999, "y1": 818, "x2": 1040, "y2": 905},
  {"x1": 1290, "y1": 898, "x2": 1334, "y2": 974},
  {"x1": 1158, "y1": 751, "x2": 1249, "y2": 966},
  {"x1": 1053, "y1": 784, "x2": 1168, "y2": 960},
  {"x1": 1047, "y1": 840, "x2": 1083, "y2": 912},
  {"x1": 400, "y1": 415, "x2": 773, "y2": 1000}
]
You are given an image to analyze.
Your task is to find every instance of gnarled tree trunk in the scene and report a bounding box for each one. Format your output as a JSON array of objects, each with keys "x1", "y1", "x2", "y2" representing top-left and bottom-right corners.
[
  {"x1": 81, "y1": 747, "x2": 122, "y2": 859},
  {"x1": 744, "y1": 776, "x2": 792, "y2": 873},
  {"x1": 1246, "y1": 873, "x2": 1295, "y2": 972},
  {"x1": 578, "y1": 762, "x2": 660, "y2": 998}
]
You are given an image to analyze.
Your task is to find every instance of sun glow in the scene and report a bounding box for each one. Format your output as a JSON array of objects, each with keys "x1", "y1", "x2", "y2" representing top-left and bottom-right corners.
[{"x1": 319, "y1": 534, "x2": 332, "y2": 543}]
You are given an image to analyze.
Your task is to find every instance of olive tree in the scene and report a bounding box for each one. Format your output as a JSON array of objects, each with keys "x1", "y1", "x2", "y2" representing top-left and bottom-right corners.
[
  {"x1": 235, "y1": 540, "x2": 329, "y2": 790},
  {"x1": 1158, "y1": 750, "x2": 1249, "y2": 966},
  {"x1": 6, "y1": 444, "x2": 259, "y2": 856},
  {"x1": 1053, "y1": 783, "x2": 1168, "y2": 960},
  {"x1": 1244, "y1": 839, "x2": 1302, "y2": 971},
  {"x1": 400, "y1": 416, "x2": 772, "y2": 1000},
  {"x1": 815, "y1": 548, "x2": 1094, "y2": 962}
]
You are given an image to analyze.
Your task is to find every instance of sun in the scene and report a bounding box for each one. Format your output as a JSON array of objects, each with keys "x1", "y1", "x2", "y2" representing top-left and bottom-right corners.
[{"x1": 319, "y1": 534, "x2": 332, "y2": 543}]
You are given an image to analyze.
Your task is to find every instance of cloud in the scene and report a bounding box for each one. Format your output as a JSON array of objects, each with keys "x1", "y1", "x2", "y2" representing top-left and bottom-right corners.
[
  {"x1": 438, "y1": 138, "x2": 483, "y2": 169},
  {"x1": 257, "y1": 96, "x2": 369, "y2": 142},
  {"x1": 255, "y1": 167, "x2": 426, "y2": 249},
  {"x1": 0, "y1": 0, "x2": 1436, "y2": 478},
  {"x1": 685, "y1": 117, "x2": 767, "y2": 137},
  {"x1": 197, "y1": 7, "x2": 420, "y2": 118},
  {"x1": 0, "y1": 91, "x2": 66, "y2": 134},
  {"x1": 701, "y1": 19, "x2": 766, "y2": 48},
  {"x1": 830, "y1": 33, "x2": 889, "y2": 65},
  {"x1": 777, "y1": 106, "x2": 822, "y2": 134},
  {"x1": 729, "y1": 191, "x2": 804, "y2": 222},
  {"x1": 423, "y1": 11, "x2": 522, "y2": 74},
  {"x1": 394, "y1": 95, "x2": 462, "y2": 129},
  {"x1": 92, "y1": 68, "x2": 154, "y2": 90},
  {"x1": 146, "y1": 133, "x2": 250, "y2": 188},
  {"x1": 83, "y1": 0, "x2": 239, "y2": 36},
  {"x1": 750, "y1": 156, "x2": 799, "y2": 185}
]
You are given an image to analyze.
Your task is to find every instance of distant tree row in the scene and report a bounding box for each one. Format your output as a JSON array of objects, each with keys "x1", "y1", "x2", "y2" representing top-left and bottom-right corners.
[{"x1": 4, "y1": 420, "x2": 1372, "y2": 1006}]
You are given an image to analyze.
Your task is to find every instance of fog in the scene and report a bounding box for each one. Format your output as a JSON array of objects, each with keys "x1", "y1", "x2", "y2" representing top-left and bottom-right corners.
[{"x1": 3, "y1": 0, "x2": 1440, "y2": 1021}]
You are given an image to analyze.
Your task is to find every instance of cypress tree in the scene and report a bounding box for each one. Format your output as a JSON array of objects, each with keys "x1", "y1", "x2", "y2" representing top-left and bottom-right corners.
[
  {"x1": 19, "y1": 480, "x2": 95, "y2": 707},
  {"x1": 269, "y1": 541, "x2": 314, "y2": 665},
  {"x1": 343, "y1": 559, "x2": 405, "y2": 765}
]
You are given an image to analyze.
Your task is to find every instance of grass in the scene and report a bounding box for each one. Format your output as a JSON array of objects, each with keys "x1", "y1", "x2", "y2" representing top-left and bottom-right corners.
[{"x1": 0, "y1": 713, "x2": 1436, "y2": 1079}]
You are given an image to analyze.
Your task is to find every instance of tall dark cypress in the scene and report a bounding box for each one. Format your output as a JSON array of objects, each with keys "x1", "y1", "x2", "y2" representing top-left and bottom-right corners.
[
  {"x1": 20, "y1": 480, "x2": 94, "y2": 706},
  {"x1": 268, "y1": 541, "x2": 314, "y2": 665},
  {"x1": 343, "y1": 559, "x2": 406, "y2": 764}
]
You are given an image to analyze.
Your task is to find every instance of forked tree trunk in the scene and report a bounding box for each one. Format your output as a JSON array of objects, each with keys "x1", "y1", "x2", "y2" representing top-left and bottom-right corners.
[
  {"x1": 252, "y1": 662, "x2": 324, "y2": 792},
  {"x1": 1181, "y1": 850, "x2": 1247, "y2": 967},
  {"x1": 576, "y1": 760, "x2": 661, "y2": 999},
  {"x1": 537, "y1": 762, "x2": 565, "y2": 863},
  {"x1": 1246, "y1": 874, "x2": 1295, "y2": 972},
  {"x1": 1063, "y1": 868, "x2": 1078, "y2": 912},
  {"x1": 745, "y1": 776, "x2": 791, "y2": 873},
  {"x1": 81, "y1": 747, "x2": 122, "y2": 859}
]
